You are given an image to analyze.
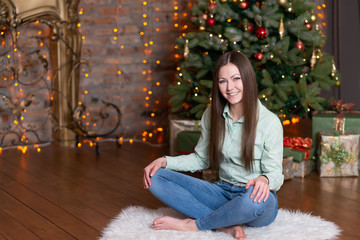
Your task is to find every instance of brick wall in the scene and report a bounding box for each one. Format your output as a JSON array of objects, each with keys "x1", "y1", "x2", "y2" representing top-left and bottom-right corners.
[
  {"x1": 0, "y1": 0, "x2": 196, "y2": 147},
  {"x1": 78, "y1": 0, "x2": 196, "y2": 143}
]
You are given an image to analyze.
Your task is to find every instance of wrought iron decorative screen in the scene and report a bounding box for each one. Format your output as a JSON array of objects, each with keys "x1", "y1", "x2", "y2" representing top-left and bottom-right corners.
[{"x1": 0, "y1": 0, "x2": 121, "y2": 150}]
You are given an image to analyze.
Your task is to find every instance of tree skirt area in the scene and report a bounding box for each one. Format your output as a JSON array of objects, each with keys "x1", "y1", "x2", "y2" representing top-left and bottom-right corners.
[{"x1": 100, "y1": 206, "x2": 341, "y2": 240}]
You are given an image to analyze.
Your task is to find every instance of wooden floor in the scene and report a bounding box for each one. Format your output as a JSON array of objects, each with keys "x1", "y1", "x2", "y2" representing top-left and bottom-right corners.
[{"x1": 0, "y1": 141, "x2": 359, "y2": 240}]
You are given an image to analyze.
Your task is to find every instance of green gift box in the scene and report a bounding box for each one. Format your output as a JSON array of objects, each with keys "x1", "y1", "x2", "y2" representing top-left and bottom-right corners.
[
  {"x1": 283, "y1": 147, "x2": 314, "y2": 162},
  {"x1": 312, "y1": 112, "x2": 360, "y2": 169},
  {"x1": 312, "y1": 112, "x2": 360, "y2": 149},
  {"x1": 169, "y1": 117, "x2": 200, "y2": 155},
  {"x1": 176, "y1": 130, "x2": 201, "y2": 155}
]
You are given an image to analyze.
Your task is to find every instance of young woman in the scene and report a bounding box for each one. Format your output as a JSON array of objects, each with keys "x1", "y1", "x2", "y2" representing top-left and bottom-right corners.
[{"x1": 143, "y1": 51, "x2": 284, "y2": 239}]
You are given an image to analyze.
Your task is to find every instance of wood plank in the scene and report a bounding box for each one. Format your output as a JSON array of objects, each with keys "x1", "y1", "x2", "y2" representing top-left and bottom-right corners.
[
  {"x1": 0, "y1": 143, "x2": 164, "y2": 238},
  {"x1": 0, "y1": 207, "x2": 40, "y2": 240},
  {"x1": 278, "y1": 173, "x2": 360, "y2": 240},
  {"x1": 0, "y1": 233, "x2": 8, "y2": 240},
  {"x1": 39, "y1": 143, "x2": 163, "y2": 208},
  {"x1": 4, "y1": 144, "x2": 161, "y2": 211},
  {"x1": 0, "y1": 154, "x2": 102, "y2": 239},
  {"x1": 2, "y1": 147, "x2": 136, "y2": 214},
  {"x1": 0, "y1": 143, "x2": 359, "y2": 240},
  {"x1": 0, "y1": 175, "x2": 74, "y2": 239}
]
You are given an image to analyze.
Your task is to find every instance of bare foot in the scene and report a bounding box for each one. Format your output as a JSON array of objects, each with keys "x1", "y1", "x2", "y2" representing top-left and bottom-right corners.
[
  {"x1": 152, "y1": 216, "x2": 198, "y2": 231},
  {"x1": 218, "y1": 225, "x2": 246, "y2": 240}
]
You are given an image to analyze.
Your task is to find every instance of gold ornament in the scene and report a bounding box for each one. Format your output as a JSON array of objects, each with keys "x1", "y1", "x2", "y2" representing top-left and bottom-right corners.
[
  {"x1": 310, "y1": 48, "x2": 317, "y2": 69},
  {"x1": 316, "y1": 48, "x2": 323, "y2": 62},
  {"x1": 285, "y1": 2, "x2": 293, "y2": 13},
  {"x1": 279, "y1": 18, "x2": 285, "y2": 40},
  {"x1": 331, "y1": 59, "x2": 337, "y2": 78},
  {"x1": 199, "y1": 25, "x2": 205, "y2": 31},
  {"x1": 335, "y1": 79, "x2": 341, "y2": 87},
  {"x1": 310, "y1": 12, "x2": 317, "y2": 23},
  {"x1": 183, "y1": 39, "x2": 189, "y2": 59},
  {"x1": 277, "y1": 0, "x2": 287, "y2": 6}
]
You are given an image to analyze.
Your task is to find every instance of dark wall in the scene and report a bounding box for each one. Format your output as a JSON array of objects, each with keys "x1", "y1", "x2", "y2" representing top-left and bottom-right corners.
[{"x1": 323, "y1": 0, "x2": 360, "y2": 109}]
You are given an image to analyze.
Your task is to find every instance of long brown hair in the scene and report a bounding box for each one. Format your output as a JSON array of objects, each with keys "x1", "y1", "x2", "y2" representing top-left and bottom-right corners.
[{"x1": 209, "y1": 51, "x2": 258, "y2": 171}]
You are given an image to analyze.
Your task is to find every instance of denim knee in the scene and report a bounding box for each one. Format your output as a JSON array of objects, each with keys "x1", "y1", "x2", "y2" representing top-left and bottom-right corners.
[
  {"x1": 246, "y1": 193, "x2": 278, "y2": 227},
  {"x1": 148, "y1": 168, "x2": 167, "y2": 191}
]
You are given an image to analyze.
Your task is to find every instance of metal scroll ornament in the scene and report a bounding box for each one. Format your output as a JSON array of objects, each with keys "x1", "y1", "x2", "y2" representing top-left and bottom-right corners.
[{"x1": 0, "y1": 0, "x2": 122, "y2": 149}]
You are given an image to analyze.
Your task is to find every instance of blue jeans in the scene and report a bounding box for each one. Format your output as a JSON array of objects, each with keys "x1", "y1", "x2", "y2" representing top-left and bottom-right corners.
[{"x1": 148, "y1": 168, "x2": 278, "y2": 230}]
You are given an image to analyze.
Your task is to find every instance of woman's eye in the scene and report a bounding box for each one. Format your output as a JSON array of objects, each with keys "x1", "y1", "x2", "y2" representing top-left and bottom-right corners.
[
  {"x1": 234, "y1": 77, "x2": 241, "y2": 81},
  {"x1": 219, "y1": 80, "x2": 226, "y2": 84}
]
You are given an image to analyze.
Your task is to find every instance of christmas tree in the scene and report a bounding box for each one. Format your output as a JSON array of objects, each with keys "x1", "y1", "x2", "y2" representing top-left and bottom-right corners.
[{"x1": 168, "y1": 0, "x2": 340, "y2": 120}]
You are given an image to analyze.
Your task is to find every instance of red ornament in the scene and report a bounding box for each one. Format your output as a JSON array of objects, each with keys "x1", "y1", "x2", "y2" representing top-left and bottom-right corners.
[
  {"x1": 304, "y1": 22, "x2": 312, "y2": 30},
  {"x1": 240, "y1": 21, "x2": 254, "y2": 32},
  {"x1": 206, "y1": 17, "x2": 216, "y2": 27},
  {"x1": 254, "y1": 52, "x2": 264, "y2": 61},
  {"x1": 182, "y1": 102, "x2": 190, "y2": 110},
  {"x1": 208, "y1": 2, "x2": 217, "y2": 10},
  {"x1": 255, "y1": 27, "x2": 269, "y2": 40},
  {"x1": 294, "y1": 40, "x2": 305, "y2": 51},
  {"x1": 239, "y1": 0, "x2": 249, "y2": 9},
  {"x1": 247, "y1": 22, "x2": 254, "y2": 32}
]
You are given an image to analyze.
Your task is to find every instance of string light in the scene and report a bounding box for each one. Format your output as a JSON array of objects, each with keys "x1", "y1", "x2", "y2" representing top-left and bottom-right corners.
[{"x1": 1, "y1": 0, "x2": 194, "y2": 149}]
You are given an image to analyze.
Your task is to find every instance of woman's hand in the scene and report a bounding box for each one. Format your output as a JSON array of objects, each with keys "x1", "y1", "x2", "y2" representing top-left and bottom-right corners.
[
  {"x1": 143, "y1": 157, "x2": 167, "y2": 189},
  {"x1": 245, "y1": 175, "x2": 270, "y2": 203}
]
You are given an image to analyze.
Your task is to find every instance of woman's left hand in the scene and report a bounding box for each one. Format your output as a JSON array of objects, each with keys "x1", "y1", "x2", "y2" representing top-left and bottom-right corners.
[{"x1": 245, "y1": 176, "x2": 270, "y2": 203}]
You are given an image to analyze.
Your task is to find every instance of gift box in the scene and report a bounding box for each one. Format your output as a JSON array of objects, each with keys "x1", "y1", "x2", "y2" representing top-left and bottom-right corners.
[
  {"x1": 312, "y1": 112, "x2": 360, "y2": 153},
  {"x1": 318, "y1": 132, "x2": 359, "y2": 177},
  {"x1": 176, "y1": 130, "x2": 201, "y2": 155},
  {"x1": 169, "y1": 117, "x2": 201, "y2": 155},
  {"x1": 292, "y1": 160, "x2": 314, "y2": 177},
  {"x1": 283, "y1": 137, "x2": 314, "y2": 162},
  {"x1": 282, "y1": 156, "x2": 294, "y2": 180},
  {"x1": 283, "y1": 147, "x2": 315, "y2": 162}
]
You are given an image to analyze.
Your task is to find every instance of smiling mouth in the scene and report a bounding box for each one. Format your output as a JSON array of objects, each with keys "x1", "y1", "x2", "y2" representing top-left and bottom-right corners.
[{"x1": 227, "y1": 92, "x2": 240, "y2": 96}]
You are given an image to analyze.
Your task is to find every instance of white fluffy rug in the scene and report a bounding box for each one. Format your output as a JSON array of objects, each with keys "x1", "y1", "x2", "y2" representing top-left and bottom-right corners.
[{"x1": 100, "y1": 206, "x2": 341, "y2": 240}]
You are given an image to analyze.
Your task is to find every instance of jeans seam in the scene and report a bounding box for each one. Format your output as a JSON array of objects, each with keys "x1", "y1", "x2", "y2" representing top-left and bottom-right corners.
[
  {"x1": 163, "y1": 174, "x2": 227, "y2": 202},
  {"x1": 196, "y1": 217, "x2": 211, "y2": 230}
]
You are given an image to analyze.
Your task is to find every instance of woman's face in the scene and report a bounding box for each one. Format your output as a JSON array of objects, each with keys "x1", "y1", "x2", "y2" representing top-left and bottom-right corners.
[{"x1": 218, "y1": 63, "x2": 244, "y2": 107}]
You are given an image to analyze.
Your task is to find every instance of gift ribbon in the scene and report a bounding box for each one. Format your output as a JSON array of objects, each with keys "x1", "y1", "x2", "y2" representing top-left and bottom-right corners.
[
  {"x1": 284, "y1": 137, "x2": 312, "y2": 148},
  {"x1": 334, "y1": 116, "x2": 345, "y2": 135},
  {"x1": 283, "y1": 137, "x2": 313, "y2": 160},
  {"x1": 313, "y1": 101, "x2": 360, "y2": 135}
]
